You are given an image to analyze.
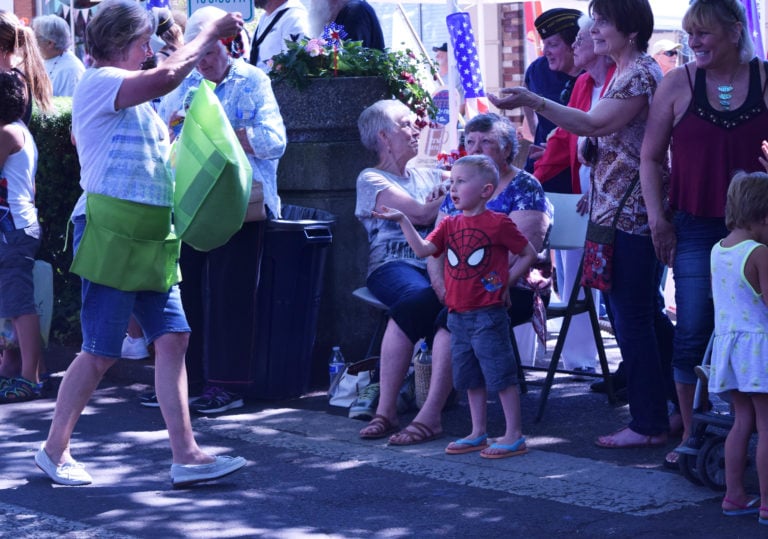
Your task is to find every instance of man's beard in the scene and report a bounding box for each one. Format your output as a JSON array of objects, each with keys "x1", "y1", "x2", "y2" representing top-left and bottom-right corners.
[{"x1": 308, "y1": 0, "x2": 345, "y2": 38}]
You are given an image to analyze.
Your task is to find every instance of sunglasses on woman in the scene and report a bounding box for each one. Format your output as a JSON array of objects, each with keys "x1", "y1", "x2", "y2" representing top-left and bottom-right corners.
[{"x1": 663, "y1": 50, "x2": 678, "y2": 57}]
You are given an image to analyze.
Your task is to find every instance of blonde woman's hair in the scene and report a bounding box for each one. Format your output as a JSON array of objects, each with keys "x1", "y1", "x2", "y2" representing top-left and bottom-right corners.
[
  {"x1": 683, "y1": 0, "x2": 754, "y2": 64},
  {"x1": 0, "y1": 11, "x2": 52, "y2": 113},
  {"x1": 725, "y1": 171, "x2": 768, "y2": 230}
]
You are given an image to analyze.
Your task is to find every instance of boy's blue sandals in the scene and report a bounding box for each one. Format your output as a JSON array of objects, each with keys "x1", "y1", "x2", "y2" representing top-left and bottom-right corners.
[
  {"x1": 480, "y1": 437, "x2": 528, "y2": 459},
  {"x1": 445, "y1": 434, "x2": 489, "y2": 454}
]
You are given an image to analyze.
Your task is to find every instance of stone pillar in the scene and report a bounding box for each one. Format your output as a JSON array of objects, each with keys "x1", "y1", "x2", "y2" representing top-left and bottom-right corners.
[{"x1": 272, "y1": 77, "x2": 389, "y2": 389}]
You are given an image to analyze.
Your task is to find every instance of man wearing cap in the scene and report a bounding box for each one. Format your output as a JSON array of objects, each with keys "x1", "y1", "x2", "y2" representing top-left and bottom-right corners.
[
  {"x1": 650, "y1": 39, "x2": 682, "y2": 75},
  {"x1": 433, "y1": 42, "x2": 449, "y2": 79},
  {"x1": 251, "y1": 0, "x2": 310, "y2": 72},
  {"x1": 523, "y1": 7, "x2": 582, "y2": 194}
]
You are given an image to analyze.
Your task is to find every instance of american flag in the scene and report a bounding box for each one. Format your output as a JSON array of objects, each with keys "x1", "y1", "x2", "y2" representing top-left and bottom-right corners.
[{"x1": 446, "y1": 12, "x2": 489, "y2": 118}]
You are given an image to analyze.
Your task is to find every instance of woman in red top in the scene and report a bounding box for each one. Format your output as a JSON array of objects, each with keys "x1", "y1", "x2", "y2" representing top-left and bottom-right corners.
[{"x1": 640, "y1": 0, "x2": 768, "y2": 473}]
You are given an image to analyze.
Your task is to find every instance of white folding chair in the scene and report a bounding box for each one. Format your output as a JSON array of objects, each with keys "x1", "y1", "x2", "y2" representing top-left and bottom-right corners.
[{"x1": 515, "y1": 193, "x2": 616, "y2": 422}]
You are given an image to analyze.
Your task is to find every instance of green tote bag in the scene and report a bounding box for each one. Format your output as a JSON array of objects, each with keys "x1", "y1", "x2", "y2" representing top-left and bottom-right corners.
[{"x1": 173, "y1": 79, "x2": 253, "y2": 252}]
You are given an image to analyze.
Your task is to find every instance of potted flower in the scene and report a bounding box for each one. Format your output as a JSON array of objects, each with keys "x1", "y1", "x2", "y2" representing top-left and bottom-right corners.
[{"x1": 269, "y1": 23, "x2": 437, "y2": 142}]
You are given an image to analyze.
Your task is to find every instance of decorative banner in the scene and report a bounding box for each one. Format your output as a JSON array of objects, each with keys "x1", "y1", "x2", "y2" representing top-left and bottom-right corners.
[
  {"x1": 744, "y1": 0, "x2": 765, "y2": 59},
  {"x1": 446, "y1": 12, "x2": 488, "y2": 119}
]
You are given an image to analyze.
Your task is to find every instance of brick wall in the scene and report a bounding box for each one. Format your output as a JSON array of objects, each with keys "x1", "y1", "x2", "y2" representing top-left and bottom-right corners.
[
  {"x1": 14, "y1": 0, "x2": 37, "y2": 24},
  {"x1": 498, "y1": 3, "x2": 524, "y2": 127}
]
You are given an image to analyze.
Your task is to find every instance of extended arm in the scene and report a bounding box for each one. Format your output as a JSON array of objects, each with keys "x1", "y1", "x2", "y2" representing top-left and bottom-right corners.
[
  {"x1": 374, "y1": 182, "x2": 444, "y2": 227},
  {"x1": 115, "y1": 13, "x2": 243, "y2": 110},
  {"x1": 372, "y1": 207, "x2": 437, "y2": 258},
  {"x1": 489, "y1": 87, "x2": 647, "y2": 138}
]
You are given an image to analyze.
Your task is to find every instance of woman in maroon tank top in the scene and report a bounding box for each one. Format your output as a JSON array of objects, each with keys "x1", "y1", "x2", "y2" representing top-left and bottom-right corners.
[{"x1": 640, "y1": 0, "x2": 767, "y2": 473}]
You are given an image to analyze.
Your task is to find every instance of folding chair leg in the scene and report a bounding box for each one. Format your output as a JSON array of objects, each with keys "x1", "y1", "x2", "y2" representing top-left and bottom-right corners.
[{"x1": 534, "y1": 312, "x2": 573, "y2": 422}]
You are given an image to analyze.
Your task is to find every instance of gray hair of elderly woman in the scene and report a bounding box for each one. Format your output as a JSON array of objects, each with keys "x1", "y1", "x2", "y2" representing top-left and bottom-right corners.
[
  {"x1": 358, "y1": 99, "x2": 411, "y2": 152},
  {"x1": 32, "y1": 15, "x2": 72, "y2": 52},
  {"x1": 683, "y1": 0, "x2": 754, "y2": 64},
  {"x1": 86, "y1": 0, "x2": 155, "y2": 62},
  {"x1": 577, "y1": 13, "x2": 594, "y2": 32},
  {"x1": 464, "y1": 113, "x2": 519, "y2": 166}
]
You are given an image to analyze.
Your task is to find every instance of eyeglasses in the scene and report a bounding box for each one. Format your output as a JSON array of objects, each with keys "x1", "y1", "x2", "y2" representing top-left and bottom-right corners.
[
  {"x1": 573, "y1": 35, "x2": 590, "y2": 48},
  {"x1": 560, "y1": 79, "x2": 574, "y2": 105},
  {"x1": 663, "y1": 50, "x2": 678, "y2": 57}
]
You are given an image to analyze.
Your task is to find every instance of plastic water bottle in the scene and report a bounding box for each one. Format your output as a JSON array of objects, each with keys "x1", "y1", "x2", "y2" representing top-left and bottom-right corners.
[
  {"x1": 414, "y1": 341, "x2": 432, "y2": 409},
  {"x1": 235, "y1": 85, "x2": 257, "y2": 123},
  {"x1": 328, "y1": 346, "x2": 345, "y2": 388}
]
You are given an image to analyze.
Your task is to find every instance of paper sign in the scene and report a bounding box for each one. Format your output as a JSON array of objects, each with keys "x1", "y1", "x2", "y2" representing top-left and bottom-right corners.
[{"x1": 188, "y1": 0, "x2": 255, "y2": 23}]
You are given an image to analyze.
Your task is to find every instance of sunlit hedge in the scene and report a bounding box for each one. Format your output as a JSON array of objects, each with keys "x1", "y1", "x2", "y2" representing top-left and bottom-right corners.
[{"x1": 29, "y1": 97, "x2": 82, "y2": 345}]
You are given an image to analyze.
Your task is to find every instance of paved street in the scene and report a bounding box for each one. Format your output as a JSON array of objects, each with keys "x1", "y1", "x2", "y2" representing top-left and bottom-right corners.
[{"x1": 0, "y1": 335, "x2": 760, "y2": 538}]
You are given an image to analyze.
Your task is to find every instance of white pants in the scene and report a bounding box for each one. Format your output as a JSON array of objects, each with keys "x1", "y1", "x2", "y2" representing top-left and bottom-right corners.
[{"x1": 556, "y1": 248, "x2": 598, "y2": 370}]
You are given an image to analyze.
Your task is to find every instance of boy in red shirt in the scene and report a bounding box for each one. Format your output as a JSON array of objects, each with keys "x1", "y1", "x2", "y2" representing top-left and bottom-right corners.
[{"x1": 374, "y1": 155, "x2": 537, "y2": 458}]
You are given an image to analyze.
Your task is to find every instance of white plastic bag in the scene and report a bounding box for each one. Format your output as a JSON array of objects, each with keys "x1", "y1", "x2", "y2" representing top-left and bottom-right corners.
[{"x1": 329, "y1": 367, "x2": 371, "y2": 408}]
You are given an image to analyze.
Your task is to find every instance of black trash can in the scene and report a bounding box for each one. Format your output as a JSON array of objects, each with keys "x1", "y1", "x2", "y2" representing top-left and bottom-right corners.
[{"x1": 248, "y1": 205, "x2": 335, "y2": 400}]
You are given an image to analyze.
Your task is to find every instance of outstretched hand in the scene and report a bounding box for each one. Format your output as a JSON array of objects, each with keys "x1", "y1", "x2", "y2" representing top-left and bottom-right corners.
[
  {"x1": 371, "y1": 206, "x2": 405, "y2": 222},
  {"x1": 488, "y1": 87, "x2": 532, "y2": 111}
]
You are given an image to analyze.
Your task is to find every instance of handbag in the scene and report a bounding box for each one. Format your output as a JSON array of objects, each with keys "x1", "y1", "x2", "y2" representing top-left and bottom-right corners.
[
  {"x1": 581, "y1": 173, "x2": 639, "y2": 292},
  {"x1": 173, "y1": 79, "x2": 253, "y2": 252},
  {"x1": 328, "y1": 356, "x2": 376, "y2": 408}
]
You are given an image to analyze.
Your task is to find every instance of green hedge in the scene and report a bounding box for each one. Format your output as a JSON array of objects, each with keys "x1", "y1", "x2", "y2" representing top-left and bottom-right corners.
[{"x1": 29, "y1": 97, "x2": 82, "y2": 345}]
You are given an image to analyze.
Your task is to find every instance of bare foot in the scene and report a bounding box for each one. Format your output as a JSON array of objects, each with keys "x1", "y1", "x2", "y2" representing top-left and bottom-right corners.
[{"x1": 595, "y1": 427, "x2": 667, "y2": 448}]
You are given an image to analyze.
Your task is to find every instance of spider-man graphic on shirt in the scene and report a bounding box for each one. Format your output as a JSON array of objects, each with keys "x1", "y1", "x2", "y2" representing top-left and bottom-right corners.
[{"x1": 427, "y1": 210, "x2": 528, "y2": 313}]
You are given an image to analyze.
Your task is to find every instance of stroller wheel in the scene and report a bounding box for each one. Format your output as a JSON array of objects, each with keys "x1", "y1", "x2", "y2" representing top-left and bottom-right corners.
[
  {"x1": 696, "y1": 436, "x2": 726, "y2": 491},
  {"x1": 678, "y1": 452, "x2": 702, "y2": 485}
]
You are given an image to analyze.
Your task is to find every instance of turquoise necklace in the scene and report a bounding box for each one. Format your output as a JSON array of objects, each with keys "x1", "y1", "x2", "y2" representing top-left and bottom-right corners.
[
  {"x1": 712, "y1": 69, "x2": 738, "y2": 110},
  {"x1": 718, "y1": 83, "x2": 734, "y2": 110}
]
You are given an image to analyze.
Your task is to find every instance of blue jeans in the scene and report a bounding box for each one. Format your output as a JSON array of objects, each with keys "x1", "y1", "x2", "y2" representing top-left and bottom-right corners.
[
  {"x1": 672, "y1": 212, "x2": 728, "y2": 384},
  {"x1": 73, "y1": 215, "x2": 190, "y2": 359},
  {"x1": 604, "y1": 231, "x2": 675, "y2": 435},
  {"x1": 367, "y1": 261, "x2": 442, "y2": 344},
  {"x1": 447, "y1": 306, "x2": 517, "y2": 392}
]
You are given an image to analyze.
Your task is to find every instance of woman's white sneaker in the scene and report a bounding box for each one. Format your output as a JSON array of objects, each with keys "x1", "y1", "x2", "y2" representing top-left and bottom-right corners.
[
  {"x1": 35, "y1": 444, "x2": 93, "y2": 486},
  {"x1": 170, "y1": 455, "x2": 246, "y2": 488}
]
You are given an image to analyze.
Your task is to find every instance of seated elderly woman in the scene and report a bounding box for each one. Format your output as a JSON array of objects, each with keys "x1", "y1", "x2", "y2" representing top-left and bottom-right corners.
[
  {"x1": 388, "y1": 113, "x2": 553, "y2": 446},
  {"x1": 354, "y1": 99, "x2": 448, "y2": 439}
]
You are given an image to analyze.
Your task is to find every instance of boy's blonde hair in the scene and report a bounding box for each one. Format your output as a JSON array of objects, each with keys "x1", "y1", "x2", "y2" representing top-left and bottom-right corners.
[
  {"x1": 725, "y1": 171, "x2": 768, "y2": 230},
  {"x1": 453, "y1": 155, "x2": 499, "y2": 189}
]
